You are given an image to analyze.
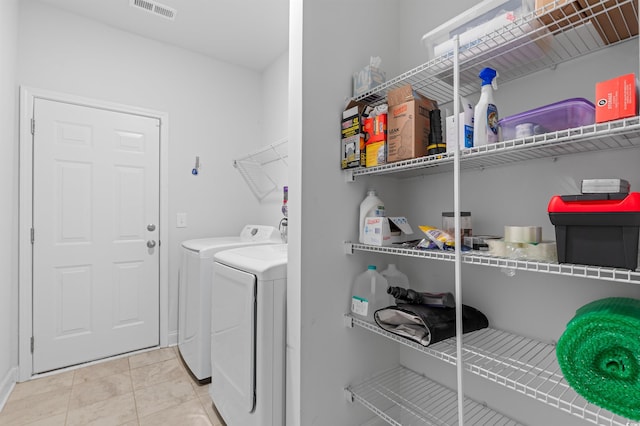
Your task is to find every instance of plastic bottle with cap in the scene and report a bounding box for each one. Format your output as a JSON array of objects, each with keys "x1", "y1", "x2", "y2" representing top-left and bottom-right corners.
[
  {"x1": 350, "y1": 265, "x2": 391, "y2": 323},
  {"x1": 358, "y1": 189, "x2": 385, "y2": 244},
  {"x1": 381, "y1": 264, "x2": 409, "y2": 288},
  {"x1": 473, "y1": 67, "x2": 499, "y2": 146}
]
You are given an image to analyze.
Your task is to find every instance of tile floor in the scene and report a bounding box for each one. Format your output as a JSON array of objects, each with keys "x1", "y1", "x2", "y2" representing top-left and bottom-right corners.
[{"x1": 0, "y1": 346, "x2": 226, "y2": 426}]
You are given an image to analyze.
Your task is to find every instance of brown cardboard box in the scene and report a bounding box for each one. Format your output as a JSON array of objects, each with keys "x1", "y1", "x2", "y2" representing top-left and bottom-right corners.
[
  {"x1": 386, "y1": 85, "x2": 437, "y2": 162},
  {"x1": 577, "y1": 0, "x2": 638, "y2": 44},
  {"x1": 535, "y1": 0, "x2": 585, "y2": 32}
]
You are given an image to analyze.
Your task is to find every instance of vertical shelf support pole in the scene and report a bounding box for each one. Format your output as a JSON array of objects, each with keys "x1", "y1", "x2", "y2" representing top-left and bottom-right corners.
[{"x1": 452, "y1": 34, "x2": 465, "y2": 426}]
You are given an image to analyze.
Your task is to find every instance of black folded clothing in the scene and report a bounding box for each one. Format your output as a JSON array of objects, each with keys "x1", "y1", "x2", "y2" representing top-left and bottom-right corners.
[{"x1": 374, "y1": 303, "x2": 489, "y2": 346}]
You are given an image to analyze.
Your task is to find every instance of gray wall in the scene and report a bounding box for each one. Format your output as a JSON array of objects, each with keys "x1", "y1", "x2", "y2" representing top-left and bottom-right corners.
[
  {"x1": 292, "y1": 1, "x2": 640, "y2": 425},
  {"x1": 17, "y1": 0, "x2": 289, "y2": 345},
  {"x1": 0, "y1": 0, "x2": 19, "y2": 407}
]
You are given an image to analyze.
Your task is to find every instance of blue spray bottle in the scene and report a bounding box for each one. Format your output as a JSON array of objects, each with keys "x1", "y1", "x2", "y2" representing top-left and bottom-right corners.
[{"x1": 473, "y1": 67, "x2": 499, "y2": 146}]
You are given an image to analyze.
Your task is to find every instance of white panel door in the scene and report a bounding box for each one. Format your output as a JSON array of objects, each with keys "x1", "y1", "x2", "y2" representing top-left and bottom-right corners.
[{"x1": 32, "y1": 98, "x2": 160, "y2": 373}]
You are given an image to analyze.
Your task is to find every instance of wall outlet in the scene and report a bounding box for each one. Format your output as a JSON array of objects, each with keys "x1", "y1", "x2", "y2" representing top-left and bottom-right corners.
[{"x1": 176, "y1": 213, "x2": 187, "y2": 228}]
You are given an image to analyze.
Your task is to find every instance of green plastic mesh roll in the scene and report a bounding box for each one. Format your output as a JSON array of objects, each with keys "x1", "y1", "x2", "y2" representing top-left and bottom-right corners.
[{"x1": 556, "y1": 297, "x2": 640, "y2": 421}]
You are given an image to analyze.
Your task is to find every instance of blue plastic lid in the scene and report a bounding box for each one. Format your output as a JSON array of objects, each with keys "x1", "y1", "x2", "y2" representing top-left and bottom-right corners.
[
  {"x1": 479, "y1": 67, "x2": 497, "y2": 86},
  {"x1": 367, "y1": 265, "x2": 377, "y2": 270}
]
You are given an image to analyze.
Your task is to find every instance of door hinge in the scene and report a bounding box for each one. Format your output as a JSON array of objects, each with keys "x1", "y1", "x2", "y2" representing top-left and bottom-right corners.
[
  {"x1": 30, "y1": 228, "x2": 34, "y2": 244},
  {"x1": 31, "y1": 118, "x2": 35, "y2": 135},
  {"x1": 30, "y1": 336, "x2": 34, "y2": 353}
]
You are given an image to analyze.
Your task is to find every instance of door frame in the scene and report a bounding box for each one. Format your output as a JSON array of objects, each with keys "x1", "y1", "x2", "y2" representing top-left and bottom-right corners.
[{"x1": 18, "y1": 87, "x2": 170, "y2": 381}]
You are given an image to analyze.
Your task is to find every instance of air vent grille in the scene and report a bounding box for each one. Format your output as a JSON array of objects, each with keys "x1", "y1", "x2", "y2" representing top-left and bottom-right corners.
[{"x1": 130, "y1": 0, "x2": 176, "y2": 21}]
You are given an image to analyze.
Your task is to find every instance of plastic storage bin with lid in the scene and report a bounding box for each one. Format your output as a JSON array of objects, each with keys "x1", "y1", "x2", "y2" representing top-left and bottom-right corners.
[
  {"x1": 548, "y1": 192, "x2": 640, "y2": 270},
  {"x1": 499, "y1": 98, "x2": 595, "y2": 140}
]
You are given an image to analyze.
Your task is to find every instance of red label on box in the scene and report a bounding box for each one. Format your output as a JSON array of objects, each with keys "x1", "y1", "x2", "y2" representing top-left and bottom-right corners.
[{"x1": 595, "y1": 73, "x2": 637, "y2": 123}]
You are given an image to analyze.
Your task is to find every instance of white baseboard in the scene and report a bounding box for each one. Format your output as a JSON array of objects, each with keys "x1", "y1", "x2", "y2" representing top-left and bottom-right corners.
[
  {"x1": 167, "y1": 330, "x2": 178, "y2": 347},
  {"x1": 0, "y1": 367, "x2": 17, "y2": 412}
]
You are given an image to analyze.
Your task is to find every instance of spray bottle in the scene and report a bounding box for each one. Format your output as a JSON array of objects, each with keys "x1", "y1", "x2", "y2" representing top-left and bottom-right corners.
[{"x1": 473, "y1": 67, "x2": 499, "y2": 146}]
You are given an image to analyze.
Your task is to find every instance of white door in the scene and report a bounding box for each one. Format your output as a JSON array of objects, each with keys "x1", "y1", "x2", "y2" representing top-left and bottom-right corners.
[{"x1": 32, "y1": 98, "x2": 160, "y2": 373}]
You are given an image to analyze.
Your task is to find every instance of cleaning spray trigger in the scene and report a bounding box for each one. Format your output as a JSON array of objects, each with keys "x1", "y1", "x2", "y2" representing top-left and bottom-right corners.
[{"x1": 479, "y1": 67, "x2": 498, "y2": 89}]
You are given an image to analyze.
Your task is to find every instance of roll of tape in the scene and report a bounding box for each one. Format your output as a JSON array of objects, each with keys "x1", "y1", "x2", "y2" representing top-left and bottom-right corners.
[{"x1": 504, "y1": 225, "x2": 542, "y2": 244}]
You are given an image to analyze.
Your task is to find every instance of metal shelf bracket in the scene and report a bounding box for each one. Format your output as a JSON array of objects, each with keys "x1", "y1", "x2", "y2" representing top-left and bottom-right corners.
[
  {"x1": 343, "y1": 314, "x2": 354, "y2": 328},
  {"x1": 344, "y1": 242, "x2": 354, "y2": 255}
]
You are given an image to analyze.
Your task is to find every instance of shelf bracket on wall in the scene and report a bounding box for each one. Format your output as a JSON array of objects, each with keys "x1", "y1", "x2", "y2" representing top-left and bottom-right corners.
[
  {"x1": 343, "y1": 242, "x2": 354, "y2": 255},
  {"x1": 343, "y1": 388, "x2": 355, "y2": 403},
  {"x1": 344, "y1": 170, "x2": 355, "y2": 182},
  {"x1": 233, "y1": 138, "x2": 288, "y2": 201},
  {"x1": 343, "y1": 314, "x2": 354, "y2": 328}
]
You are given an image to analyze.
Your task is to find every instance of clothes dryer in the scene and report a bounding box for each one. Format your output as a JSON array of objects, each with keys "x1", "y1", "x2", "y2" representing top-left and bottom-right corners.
[
  {"x1": 209, "y1": 244, "x2": 287, "y2": 426},
  {"x1": 178, "y1": 225, "x2": 281, "y2": 381}
]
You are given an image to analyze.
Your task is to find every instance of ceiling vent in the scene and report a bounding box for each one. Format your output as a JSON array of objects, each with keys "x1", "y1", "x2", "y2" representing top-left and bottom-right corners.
[{"x1": 130, "y1": 0, "x2": 177, "y2": 21}]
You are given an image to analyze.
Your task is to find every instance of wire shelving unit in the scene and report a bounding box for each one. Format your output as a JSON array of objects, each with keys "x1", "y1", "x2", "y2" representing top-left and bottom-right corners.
[{"x1": 343, "y1": 0, "x2": 640, "y2": 424}]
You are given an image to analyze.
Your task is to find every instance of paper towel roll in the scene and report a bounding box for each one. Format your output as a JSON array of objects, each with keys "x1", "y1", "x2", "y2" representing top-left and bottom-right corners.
[{"x1": 504, "y1": 226, "x2": 542, "y2": 243}]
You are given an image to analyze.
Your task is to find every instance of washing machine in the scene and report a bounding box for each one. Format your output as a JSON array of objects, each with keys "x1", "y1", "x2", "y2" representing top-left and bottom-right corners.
[
  {"x1": 209, "y1": 243, "x2": 288, "y2": 426},
  {"x1": 178, "y1": 225, "x2": 282, "y2": 382}
]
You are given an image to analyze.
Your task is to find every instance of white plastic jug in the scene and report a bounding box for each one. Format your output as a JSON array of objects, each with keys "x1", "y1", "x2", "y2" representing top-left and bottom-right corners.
[
  {"x1": 381, "y1": 264, "x2": 409, "y2": 288},
  {"x1": 351, "y1": 265, "x2": 391, "y2": 323},
  {"x1": 358, "y1": 189, "x2": 385, "y2": 244}
]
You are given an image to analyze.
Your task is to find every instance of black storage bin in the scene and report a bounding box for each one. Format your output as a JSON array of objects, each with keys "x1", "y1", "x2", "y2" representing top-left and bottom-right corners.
[{"x1": 548, "y1": 193, "x2": 640, "y2": 270}]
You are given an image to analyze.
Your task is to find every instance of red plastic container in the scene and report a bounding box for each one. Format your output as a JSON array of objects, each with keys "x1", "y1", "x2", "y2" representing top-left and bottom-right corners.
[
  {"x1": 499, "y1": 98, "x2": 595, "y2": 140},
  {"x1": 548, "y1": 192, "x2": 640, "y2": 270}
]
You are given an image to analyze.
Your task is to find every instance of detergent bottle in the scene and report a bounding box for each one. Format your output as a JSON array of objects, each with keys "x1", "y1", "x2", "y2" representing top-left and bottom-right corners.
[
  {"x1": 358, "y1": 189, "x2": 385, "y2": 244},
  {"x1": 473, "y1": 67, "x2": 499, "y2": 146}
]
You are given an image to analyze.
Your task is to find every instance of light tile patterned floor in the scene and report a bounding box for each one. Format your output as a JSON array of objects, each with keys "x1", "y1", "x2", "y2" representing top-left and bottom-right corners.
[{"x1": 0, "y1": 346, "x2": 226, "y2": 426}]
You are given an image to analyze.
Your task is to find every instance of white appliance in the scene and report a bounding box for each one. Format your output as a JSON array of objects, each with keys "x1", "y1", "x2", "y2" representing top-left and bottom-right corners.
[
  {"x1": 178, "y1": 225, "x2": 282, "y2": 381},
  {"x1": 209, "y1": 243, "x2": 288, "y2": 426}
]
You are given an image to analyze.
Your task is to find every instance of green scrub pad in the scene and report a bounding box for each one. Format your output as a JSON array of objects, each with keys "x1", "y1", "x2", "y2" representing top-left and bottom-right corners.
[{"x1": 556, "y1": 297, "x2": 640, "y2": 421}]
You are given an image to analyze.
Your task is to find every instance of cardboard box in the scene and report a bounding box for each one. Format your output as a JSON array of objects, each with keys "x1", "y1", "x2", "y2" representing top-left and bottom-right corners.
[
  {"x1": 387, "y1": 85, "x2": 438, "y2": 162},
  {"x1": 341, "y1": 101, "x2": 368, "y2": 169},
  {"x1": 577, "y1": 0, "x2": 639, "y2": 44},
  {"x1": 353, "y1": 65, "x2": 386, "y2": 97},
  {"x1": 363, "y1": 216, "x2": 414, "y2": 246},
  {"x1": 595, "y1": 73, "x2": 637, "y2": 123},
  {"x1": 535, "y1": 0, "x2": 585, "y2": 32},
  {"x1": 363, "y1": 113, "x2": 387, "y2": 167}
]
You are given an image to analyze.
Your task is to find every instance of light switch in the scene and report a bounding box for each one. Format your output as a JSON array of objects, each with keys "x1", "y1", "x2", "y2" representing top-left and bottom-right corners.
[{"x1": 177, "y1": 213, "x2": 187, "y2": 228}]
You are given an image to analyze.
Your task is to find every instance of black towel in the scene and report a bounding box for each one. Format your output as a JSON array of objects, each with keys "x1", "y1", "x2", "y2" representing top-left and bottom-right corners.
[{"x1": 374, "y1": 303, "x2": 489, "y2": 346}]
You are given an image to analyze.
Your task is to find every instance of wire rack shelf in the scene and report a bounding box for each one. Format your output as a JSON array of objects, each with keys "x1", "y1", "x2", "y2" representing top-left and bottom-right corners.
[
  {"x1": 233, "y1": 138, "x2": 288, "y2": 200},
  {"x1": 353, "y1": 0, "x2": 638, "y2": 108},
  {"x1": 347, "y1": 243, "x2": 640, "y2": 285},
  {"x1": 348, "y1": 116, "x2": 640, "y2": 179},
  {"x1": 346, "y1": 365, "x2": 524, "y2": 426},
  {"x1": 346, "y1": 316, "x2": 633, "y2": 426}
]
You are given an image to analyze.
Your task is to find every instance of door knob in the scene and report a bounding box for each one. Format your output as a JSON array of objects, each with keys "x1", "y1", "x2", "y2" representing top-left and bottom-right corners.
[
  {"x1": 147, "y1": 224, "x2": 156, "y2": 231},
  {"x1": 147, "y1": 240, "x2": 156, "y2": 248}
]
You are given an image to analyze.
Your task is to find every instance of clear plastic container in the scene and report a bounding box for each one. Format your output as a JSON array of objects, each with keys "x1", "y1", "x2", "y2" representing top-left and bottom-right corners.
[
  {"x1": 350, "y1": 265, "x2": 390, "y2": 323},
  {"x1": 381, "y1": 264, "x2": 409, "y2": 288},
  {"x1": 499, "y1": 98, "x2": 595, "y2": 140}
]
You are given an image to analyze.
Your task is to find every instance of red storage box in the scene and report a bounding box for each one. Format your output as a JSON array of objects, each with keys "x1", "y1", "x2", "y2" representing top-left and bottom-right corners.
[{"x1": 548, "y1": 192, "x2": 640, "y2": 270}]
